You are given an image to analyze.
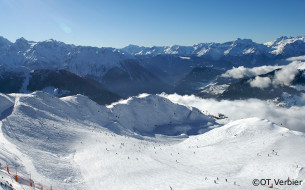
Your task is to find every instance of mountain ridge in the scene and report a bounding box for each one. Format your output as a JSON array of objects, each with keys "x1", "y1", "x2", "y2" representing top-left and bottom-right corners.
[
  {"x1": 1, "y1": 35, "x2": 305, "y2": 100},
  {"x1": 1, "y1": 35, "x2": 305, "y2": 57},
  {"x1": 121, "y1": 36, "x2": 305, "y2": 58},
  {"x1": 1, "y1": 35, "x2": 304, "y2": 75}
]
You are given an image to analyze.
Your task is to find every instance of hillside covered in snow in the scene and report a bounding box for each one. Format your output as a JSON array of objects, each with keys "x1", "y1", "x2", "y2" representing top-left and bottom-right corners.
[{"x1": 0, "y1": 92, "x2": 304, "y2": 190}]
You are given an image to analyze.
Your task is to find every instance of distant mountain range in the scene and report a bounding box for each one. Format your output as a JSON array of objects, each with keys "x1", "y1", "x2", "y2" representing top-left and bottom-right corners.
[
  {"x1": 1, "y1": 36, "x2": 305, "y2": 74},
  {"x1": 0, "y1": 36, "x2": 305, "y2": 104},
  {"x1": 122, "y1": 36, "x2": 305, "y2": 58}
]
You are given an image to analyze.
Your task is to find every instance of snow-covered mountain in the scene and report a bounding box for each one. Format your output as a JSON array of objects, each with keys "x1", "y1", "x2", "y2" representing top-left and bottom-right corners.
[
  {"x1": 122, "y1": 36, "x2": 305, "y2": 59},
  {"x1": 0, "y1": 37, "x2": 175, "y2": 98},
  {"x1": 1, "y1": 36, "x2": 305, "y2": 74},
  {"x1": 0, "y1": 92, "x2": 304, "y2": 190},
  {"x1": 0, "y1": 37, "x2": 133, "y2": 78},
  {"x1": 1, "y1": 36, "x2": 305, "y2": 100},
  {"x1": 265, "y1": 36, "x2": 305, "y2": 56}
]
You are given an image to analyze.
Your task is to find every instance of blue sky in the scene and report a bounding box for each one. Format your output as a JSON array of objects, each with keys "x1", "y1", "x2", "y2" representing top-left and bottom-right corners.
[{"x1": 0, "y1": 0, "x2": 305, "y2": 48}]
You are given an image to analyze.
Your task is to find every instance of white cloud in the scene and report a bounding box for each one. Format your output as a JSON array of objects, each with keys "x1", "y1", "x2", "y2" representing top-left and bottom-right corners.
[
  {"x1": 161, "y1": 93, "x2": 305, "y2": 133},
  {"x1": 286, "y1": 55, "x2": 305, "y2": 62},
  {"x1": 222, "y1": 65, "x2": 280, "y2": 79},
  {"x1": 223, "y1": 61, "x2": 304, "y2": 89},
  {"x1": 249, "y1": 76, "x2": 271, "y2": 89},
  {"x1": 273, "y1": 62, "x2": 299, "y2": 86}
]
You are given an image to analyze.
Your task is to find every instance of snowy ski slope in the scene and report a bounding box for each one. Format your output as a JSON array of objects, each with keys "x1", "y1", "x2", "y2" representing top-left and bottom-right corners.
[{"x1": 0, "y1": 92, "x2": 304, "y2": 190}]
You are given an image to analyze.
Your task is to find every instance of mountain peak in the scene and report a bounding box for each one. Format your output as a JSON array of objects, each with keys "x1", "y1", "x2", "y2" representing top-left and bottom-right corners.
[
  {"x1": 125, "y1": 44, "x2": 140, "y2": 48},
  {"x1": 233, "y1": 38, "x2": 253, "y2": 44},
  {"x1": 15, "y1": 37, "x2": 28, "y2": 43},
  {"x1": 121, "y1": 44, "x2": 146, "y2": 55},
  {"x1": 45, "y1": 38, "x2": 58, "y2": 43},
  {"x1": 0, "y1": 36, "x2": 12, "y2": 46},
  {"x1": 271, "y1": 36, "x2": 301, "y2": 44},
  {"x1": 14, "y1": 37, "x2": 30, "y2": 50},
  {"x1": 277, "y1": 36, "x2": 289, "y2": 40}
]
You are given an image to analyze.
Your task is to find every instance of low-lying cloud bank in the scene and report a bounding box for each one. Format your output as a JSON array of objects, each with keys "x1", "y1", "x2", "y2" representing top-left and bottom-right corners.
[
  {"x1": 249, "y1": 76, "x2": 271, "y2": 89},
  {"x1": 286, "y1": 55, "x2": 305, "y2": 62},
  {"x1": 273, "y1": 62, "x2": 300, "y2": 86},
  {"x1": 248, "y1": 62, "x2": 300, "y2": 89},
  {"x1": 223, "y1": 60, "x2": 305, "y2": 89},
  {"x1": 221, "y1": 65, "x2": 280, "y2": 79},
  {"x1": 161, "y1": 93, "x2": 305, "y2": 133}
]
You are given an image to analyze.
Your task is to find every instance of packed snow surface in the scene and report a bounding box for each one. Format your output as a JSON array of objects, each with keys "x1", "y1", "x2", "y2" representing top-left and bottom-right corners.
[{"x1": 0, "y1": 92, "x2": 304, "y2": 190}]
